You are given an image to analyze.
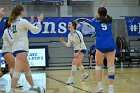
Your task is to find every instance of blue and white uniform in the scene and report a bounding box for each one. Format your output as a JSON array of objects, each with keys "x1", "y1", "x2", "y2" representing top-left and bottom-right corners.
[
  {"x1": 66, "y1": 30, "x2": 87, "y2": 54},
  {"x1": 11, "y1": 18, "x2": 42, "y2": 56},
  {"x1": 2, "y1": 28, "x2": 13, "y2": 56},
  {"x1": 92, "y1": 18, "x2": 116, "y2": 53}
]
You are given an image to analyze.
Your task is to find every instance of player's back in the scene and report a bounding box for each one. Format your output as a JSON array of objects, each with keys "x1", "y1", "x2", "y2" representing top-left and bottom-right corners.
[
  {"x1": 2, "y1": 28, "x2": 13, "y2": 53},
  {"x1": 11, "y1": 18, "x2": 28, "y2": 42},
  {"x1": 11, "y1": 18, "x2": 29, "y2": 52},
  {"x1": 2, "y1": 28, "x2": 13, "y2": 46},
  {"x1": 92, "y1": 19, "x2": 112, "y2": 37},
  {"x1": 92, "y1": 19, "x2": 115, "y2": 49}
]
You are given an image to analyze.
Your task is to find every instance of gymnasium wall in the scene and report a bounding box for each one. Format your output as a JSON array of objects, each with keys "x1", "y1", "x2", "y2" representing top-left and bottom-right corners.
[
  {"x1": 0, "y1": 0, "x2": 139, "y2": 18},
  {"x1": 0, "y1": 0, "x2": 140, "y2": 66}
]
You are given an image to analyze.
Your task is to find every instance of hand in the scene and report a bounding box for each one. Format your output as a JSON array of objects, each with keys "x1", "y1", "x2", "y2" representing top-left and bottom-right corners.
[
  {"x1": 37, "y1": 13, "x2": 44, "y2": 22},
  {"x1": 30, "y1": 15, "x2": 34, "y2": 24},
  {"x1": 0, "y1": 6, "x2": 7, "y2": 17},
  {"x1": 59, "y1": 37, "x2": 65, "y2": 43},
  {"x1": 101, "y1": 0, "x2": 106, "y2": 7}
]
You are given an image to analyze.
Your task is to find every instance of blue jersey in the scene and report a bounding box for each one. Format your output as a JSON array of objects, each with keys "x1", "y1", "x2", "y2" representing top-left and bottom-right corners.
[
  {"x1": 89, "y1": 44, "x2": 95, "y2": 54},
  {"x1": 92, "y1": 18, "x2": 116, "y2": 49}
]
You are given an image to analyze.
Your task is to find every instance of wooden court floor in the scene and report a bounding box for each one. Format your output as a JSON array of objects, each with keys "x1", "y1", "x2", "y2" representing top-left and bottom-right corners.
[
  {"x1": 0, "y1": 68, "x2": 140, "y2": 93},
  {"x1": 46, "y1": 68, "x2": 140, "y2": 93}
]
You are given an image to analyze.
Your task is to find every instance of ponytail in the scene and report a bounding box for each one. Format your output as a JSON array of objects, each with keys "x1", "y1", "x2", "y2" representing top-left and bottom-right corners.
[
  {"x1": 8, "y1": 5, "x2": 24, "y2": 24},
  {"x1": 9, "y1": 13, "x2": 16, "y2": 25},
  {"x1": 71, "y1": 20, "x2": 78, "y2": 29},
  {"x1": 98, "y1": 15, "x2": 112, "y2": 24}
]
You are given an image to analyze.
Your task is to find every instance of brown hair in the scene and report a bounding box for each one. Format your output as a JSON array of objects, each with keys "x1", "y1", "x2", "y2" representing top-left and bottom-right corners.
[
  {"x1": 8, "y1": 5, "x2": 24, "y2": 24},
  {"x1": 71, "y1": 20, "x2": 78, "y2": 30},
  {"x1": 97, "y1": 7, "x2": 112, "y2": 24}
]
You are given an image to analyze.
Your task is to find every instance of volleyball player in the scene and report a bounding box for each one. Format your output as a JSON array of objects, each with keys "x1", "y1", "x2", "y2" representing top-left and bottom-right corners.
[
  {"x1": 1, "y1": 18, "x2": 37, "y2": 88},
  {"x1": 89, "y1": 41, "x2": 96, "y2": 69},
  {"x1": 0, "y1": 6, "x2": 7, "y2": 77},
  {"x1": 92, "y1": 2, "x2": 116, "y2": 93},
  {"x1": 60, "y1": 21, "x2": 89, "y2": 85},
  {"x1": 1, "y1": 15, "x2": 34, "y2": 78},
  {"x1": 1, "y1": 19, "x2": 14, "y2": 78},
  {"x1": 8, "y1": 5, "x2": 43, "y2": 92}
]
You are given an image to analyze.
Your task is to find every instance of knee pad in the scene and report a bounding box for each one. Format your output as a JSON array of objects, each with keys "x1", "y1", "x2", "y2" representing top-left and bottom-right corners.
[
  {"x1": 13, "y1": 71, "x2": 21, "y2": 79},
  {"x1": 25, "y1": 70, "x2": 32, "y2": 77},
  {"x1": 108, "y1": 67, "x2": 115, "y2": 79},
  {"x1": 95, "y1": 66, "x2": 102, "y2": 71},
  {"x1": 10, "y1": 68, "x2": 14, "y2": 74},
  {"x1": 71, "y1": 65, "x2": 77, "y2": 71}
]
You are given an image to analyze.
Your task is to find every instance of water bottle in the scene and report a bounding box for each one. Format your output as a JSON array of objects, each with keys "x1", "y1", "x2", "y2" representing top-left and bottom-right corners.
[
  {"x1": 120, "y1": 62, "x2": 123, "y2": 71},
  {"x1": 0, "y1": 78, "x2": 7, "y2": 92}
]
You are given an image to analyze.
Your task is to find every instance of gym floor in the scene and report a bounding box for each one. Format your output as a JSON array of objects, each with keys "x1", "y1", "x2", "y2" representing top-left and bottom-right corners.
[
  {"x1": 1, "y1": 68, "x2": 140, "y2": 93},
  {"x1": 46, "y1": 68, "x2": 140, "y2": 93}
]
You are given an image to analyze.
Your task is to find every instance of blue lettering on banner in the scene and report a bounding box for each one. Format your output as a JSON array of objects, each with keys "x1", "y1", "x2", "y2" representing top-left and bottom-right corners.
[
  {"x1": 29, "y1": 53, "x2": 38, "y2": 56},
  {"x1": 28, "y1": 53, "x2": 43, "y2": 60},
  {"x1": 0, "y1": 17, "x2": 93, "y2": 38},
  {"x1": 125, "y1": 17, "x2": 140, "y2": 36}
]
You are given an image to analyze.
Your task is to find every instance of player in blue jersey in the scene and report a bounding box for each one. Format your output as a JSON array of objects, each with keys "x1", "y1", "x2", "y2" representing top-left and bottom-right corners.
[
  {"x1": 0, "y1": 6, "x2": 7, "y2": 77},
  {"x1": 88, "y1": 41, "x2": 96, "y2": 69},
  {"x1": 92, "y1": 2, "x2": 116, "y2": 93}
]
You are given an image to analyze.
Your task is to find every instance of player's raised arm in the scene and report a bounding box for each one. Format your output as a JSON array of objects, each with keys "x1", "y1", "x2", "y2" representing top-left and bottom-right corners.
[
  {"x1": 95, "y1": 0, "x2": 106, "y2": 18},
  {"x1": 101, "y1": 0, "x2": 106, "y2": 7},
  {"x1": 0, "y1": 6, "x2": 7, "y2": 21},
  {"x1": 24, "y1": 13, "x2": 44, "y2": 33},
  {"x1": 30, "y1": 15, "x2": 34, "y2": 24}
]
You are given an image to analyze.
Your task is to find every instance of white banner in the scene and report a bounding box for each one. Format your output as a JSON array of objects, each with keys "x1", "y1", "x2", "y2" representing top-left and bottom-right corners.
[
  {"x1": 0, "y1": 48, "x2": 46, "y2": 68},
  {"x1": 28, "y1": 48, "x2": 46, "y2": 67}
]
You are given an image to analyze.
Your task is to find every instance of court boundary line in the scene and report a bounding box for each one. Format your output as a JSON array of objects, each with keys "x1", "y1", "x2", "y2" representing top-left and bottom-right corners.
[{"x1": 46, "y1": 75, "x2": 92, "y2": 93}]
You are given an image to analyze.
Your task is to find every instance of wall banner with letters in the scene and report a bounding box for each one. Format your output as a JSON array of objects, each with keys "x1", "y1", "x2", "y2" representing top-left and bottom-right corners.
[
  {"x1": 125, "y1": 17, "x2": 140, "y2": 36},
  {"x1": 0, "y1": 17, "x2": 93, "y2": 38}
]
